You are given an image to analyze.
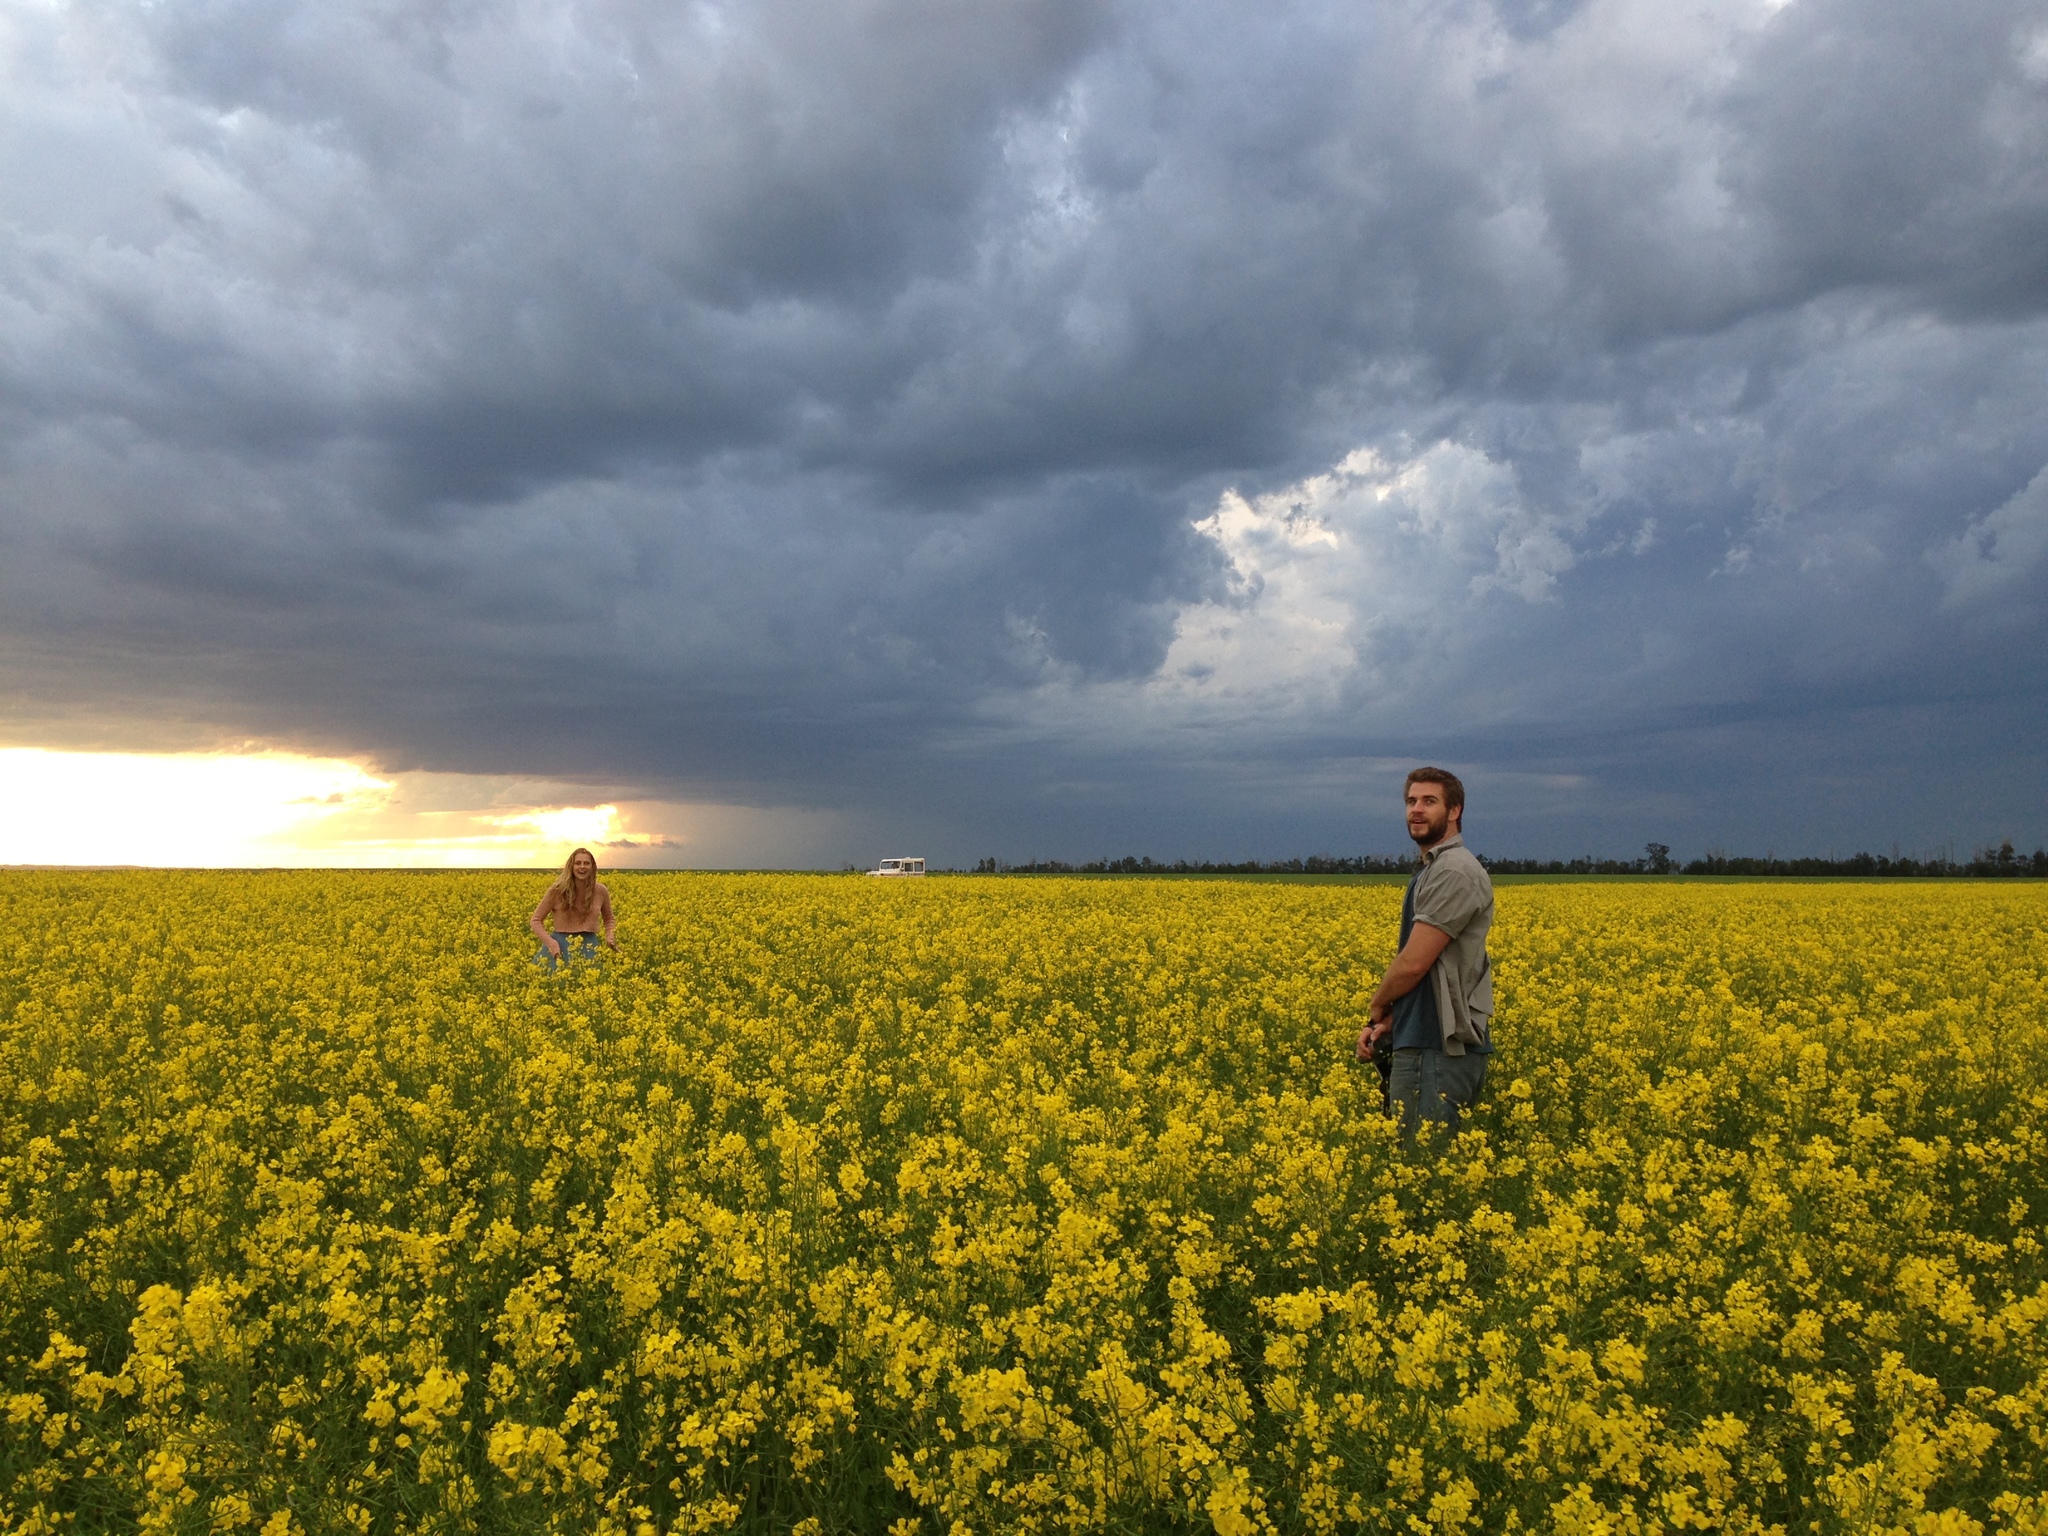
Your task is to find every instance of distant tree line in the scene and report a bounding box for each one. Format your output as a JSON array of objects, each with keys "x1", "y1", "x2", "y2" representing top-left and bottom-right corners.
[
  {"x1": 972, "y1": 854, "x2": 1417, "y2": 875},
  {"x1": 970, "y1": 840, "x2": 2048, "y2": 877},
  {"x1": 1675, "y1": 841, "x2": 2047, "y2": 878}
]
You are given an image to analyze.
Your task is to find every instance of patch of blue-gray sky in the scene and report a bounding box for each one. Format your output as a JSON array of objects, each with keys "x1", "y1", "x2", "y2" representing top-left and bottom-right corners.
[{"x1": 1, "y1": 0, "x2": 2044, "y2": 863}]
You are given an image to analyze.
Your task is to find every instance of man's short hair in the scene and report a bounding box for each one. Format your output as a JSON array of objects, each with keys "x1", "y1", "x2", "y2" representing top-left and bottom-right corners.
[{"x1": 1404, "y1": 766, "x2": 1465, "y2": 815}]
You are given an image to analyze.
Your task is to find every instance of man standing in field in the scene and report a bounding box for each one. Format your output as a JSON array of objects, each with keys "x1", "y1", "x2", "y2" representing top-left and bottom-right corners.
[{"x1": 1357, "y1": 768, "x2": 1494, "y2": 1136}]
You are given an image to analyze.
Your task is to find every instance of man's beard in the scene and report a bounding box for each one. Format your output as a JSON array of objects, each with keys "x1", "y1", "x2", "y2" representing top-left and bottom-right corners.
[{"x1": 1409, "y1": 812, "x2": 1447, "y2": 847}]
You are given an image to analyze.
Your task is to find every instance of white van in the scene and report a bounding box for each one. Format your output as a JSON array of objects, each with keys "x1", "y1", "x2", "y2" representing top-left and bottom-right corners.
[{"x1": 868, "y1": 857, "x2": 926, "y2": 877}]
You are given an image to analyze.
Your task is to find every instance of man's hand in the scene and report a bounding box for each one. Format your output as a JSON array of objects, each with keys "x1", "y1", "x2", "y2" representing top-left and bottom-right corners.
[{"x1": 1355, "y1": 997, "x2": 1392, "y2": 1056}]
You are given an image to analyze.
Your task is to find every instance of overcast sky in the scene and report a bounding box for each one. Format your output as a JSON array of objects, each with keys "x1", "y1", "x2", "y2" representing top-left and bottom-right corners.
[{"x1": 3, "y1": 0, "x2": 2045, "y2": 865}]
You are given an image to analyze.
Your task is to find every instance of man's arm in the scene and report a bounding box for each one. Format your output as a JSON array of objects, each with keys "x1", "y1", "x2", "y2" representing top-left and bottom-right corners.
[{"x1": 1354, "y1": 922, "x2": 1452, "y2": 1058}]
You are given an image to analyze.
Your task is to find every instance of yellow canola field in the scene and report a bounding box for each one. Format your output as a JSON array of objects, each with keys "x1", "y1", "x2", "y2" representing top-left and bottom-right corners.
[{"x1": 1, "y1": 873, "x2": 2045, "y2": 1536}]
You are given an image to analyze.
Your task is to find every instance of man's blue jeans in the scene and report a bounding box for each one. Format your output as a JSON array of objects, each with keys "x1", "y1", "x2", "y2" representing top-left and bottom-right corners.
[{"x1": 1388, "y1": 1047, "x2": 1487, "y2": 1140}]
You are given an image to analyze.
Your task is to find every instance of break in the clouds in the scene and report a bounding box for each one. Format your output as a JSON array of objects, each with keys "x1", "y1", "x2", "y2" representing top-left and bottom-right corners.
[{"x1": 2, "y1": 0, "x2": 2045, "y2": 863}]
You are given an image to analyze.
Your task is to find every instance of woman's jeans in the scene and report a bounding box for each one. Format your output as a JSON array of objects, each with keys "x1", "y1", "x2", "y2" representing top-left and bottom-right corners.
[
  {"x1": 1388, "y1": 1047, "x2": 1487, "y2": 1140},
  {"x1": 536, "y1": 931, "x2": 601, "y2": 972}
]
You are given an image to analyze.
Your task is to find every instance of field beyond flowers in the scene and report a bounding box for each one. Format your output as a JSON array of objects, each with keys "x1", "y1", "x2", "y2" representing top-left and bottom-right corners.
[{"x1": 2, "y1": 873, "x2": 2046, "y2": 1535}]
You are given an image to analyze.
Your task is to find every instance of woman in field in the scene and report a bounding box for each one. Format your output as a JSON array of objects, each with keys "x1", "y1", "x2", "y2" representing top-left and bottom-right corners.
[{"x1": 530, "y1": 847, "x2": 617, "y2": 969}]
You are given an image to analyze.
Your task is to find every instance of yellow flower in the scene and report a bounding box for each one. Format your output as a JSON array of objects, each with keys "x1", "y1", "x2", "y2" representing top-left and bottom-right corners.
[{"x1": 0, "y1": 871, "x2": 2040, "y2": 1531}]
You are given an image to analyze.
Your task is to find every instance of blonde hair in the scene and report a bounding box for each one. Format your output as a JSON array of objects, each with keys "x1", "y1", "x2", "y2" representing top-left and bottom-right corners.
[{"x1": 547, "y1": 848, "x2": 599, "y2": 911}]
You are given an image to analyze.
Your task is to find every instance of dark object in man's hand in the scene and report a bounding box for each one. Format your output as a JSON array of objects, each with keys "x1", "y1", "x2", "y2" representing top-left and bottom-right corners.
[{"x1": 1370, "y1": 1029, "x2": 1392, "y2": 1111}]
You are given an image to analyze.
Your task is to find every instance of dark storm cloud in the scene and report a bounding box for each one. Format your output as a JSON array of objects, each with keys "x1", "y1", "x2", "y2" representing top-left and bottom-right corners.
[{"x1": 3, "y1": 0, "x2": 2046, "y2": 860}]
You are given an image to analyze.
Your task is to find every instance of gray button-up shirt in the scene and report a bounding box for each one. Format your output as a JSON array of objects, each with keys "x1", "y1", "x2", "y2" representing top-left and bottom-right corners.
[{"x1": 1410, "y1": 832, "x2": 1495, "y2": 1056}]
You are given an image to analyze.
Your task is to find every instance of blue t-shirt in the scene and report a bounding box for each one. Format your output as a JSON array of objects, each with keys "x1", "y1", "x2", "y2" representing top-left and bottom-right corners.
[
  {"x1": 1389, "y1": 872, "x2": 1492, "y2": 1054},
  {"x1": 1389, "y1": 876, "x2": 1441, "y2": 1051}
]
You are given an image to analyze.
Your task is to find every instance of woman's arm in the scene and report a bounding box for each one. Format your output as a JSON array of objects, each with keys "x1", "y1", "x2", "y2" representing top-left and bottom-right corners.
[
  {"x1": 599, "y1": 884, "x2": 617, "y2": 947},
  {"x1": 530, "y1": 892, "x2": 561, "y2": 953}
]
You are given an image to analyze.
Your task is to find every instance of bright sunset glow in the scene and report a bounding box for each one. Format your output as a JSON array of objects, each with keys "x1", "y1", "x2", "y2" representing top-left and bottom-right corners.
[
  {"x1": 0, "y1": 749, "x2": 632, "y2": 868},
  {"x1": 0, "y1": 749, "x2": 850, "y2": 868}
]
